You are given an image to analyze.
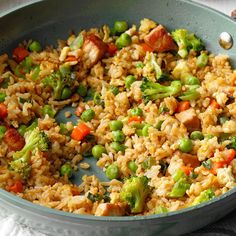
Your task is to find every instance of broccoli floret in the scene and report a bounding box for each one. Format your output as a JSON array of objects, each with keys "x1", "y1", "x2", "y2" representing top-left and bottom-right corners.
[
  {"x1": 191, "y1": 189, "x2": 215, "y2": 206},
  {"x1": 140, "y1": 78, "x2": 182, "y2": 102},
  {"x1": 120, "y1": 176, "x2": 150, "y2": 213},
  {"x1": 179, "y1": 85, "x2": 200, "y2": 101},
  {"x1": 171, "y1": 29, "x2": 204, "y2": 58},
  {"x1": 42, "y1": 67, "x2": 77, "y2": 100},
  {"x1": 9, "y1": 127, "x2": 50, "y2": 178}
]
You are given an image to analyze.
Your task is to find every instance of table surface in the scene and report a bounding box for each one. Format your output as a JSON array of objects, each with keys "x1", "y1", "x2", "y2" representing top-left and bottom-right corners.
[{"x1": 0, "y1": 1, "x2": 236, "y2": 236}]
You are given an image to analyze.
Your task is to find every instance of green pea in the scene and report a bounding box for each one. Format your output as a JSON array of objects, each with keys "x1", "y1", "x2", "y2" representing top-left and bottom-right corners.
[
  {"x1": 110, "y1": 86, "x2": 119, "y2": 95},
  {"x1": 127, "y1": 161, "x2": 137, "y2": 173},
  {"x1": 29, "y1": 41, "x2": 42, "y2": 52},
  {"x1": 125, "y1": 75, "x2": 136, "y2": 89},
  {"x1": 116, "y1": 33, "x2": 132, "y2": 49},
  {"x1": 0, "y1": 125, "x2": 7, "y2": 139},
  {"x1": 190, "y1": 131, "x2": 204, "y2": 140},
  {"x1": 92, "y1": 144, "x2": 106, "y2": 159},
  {"x1": 109, "y1": 120, "x2": 123, "y2": 131},
  {"x1": 0, "y1": 92, "x2": 6, "y2": 102},
  {"x1": 114, "y1": 21, "x2": 128, "y2": 34},
  {"x1": 111, "y1": 141, "x2": 126, "y2": 153},
  {"x1": 142, "y1": 124, "x2": 151, "y2": 137},
  {"x1": 185, "y1": 76, "x2": 200, "y2": 85},
  {"x1": 196, "y1": 53, "x2": 208, "y2": 68},
  {"x1": 42, "y1": 105, "x2": 56, "y2": 118},
  {"x1": 130, "y1": 107, "x2": 143, "y2": 116},
  {"x1": 77, "y1": 84, "x2": 88, "y2": 97},
  {"x1": 142, "y1": 157, "x2": 155, "y2": 169},
  {"x1": 80, "y1": 109, "x2": 95, "y2": 122},
  {"x1": 156, "y1": 120, "x2": 164, "y2": 131},
  {"x1": 135, "y1": 129, "x2": 143, "y2": 137},
  {"x1": 61, "y1": 87, "x2": 72, "y2": 100},
  {"x1": 105, "y1": 164, "x2": 119, "y2": 180},
  {"x1": 112, "y1": 130, "x2": 125, "y2": 142},
  {"x1": 218, "y1": 116, "x2": 229, "y2": 125},
  {"x1": 60, "y1": 163, "x2": 73, "y2": 178},
  {"x1": 178, "y1": 138, "x2": 192, "y2": 153},
  {"x1": 17, "y1": 124, "x2": 27, "y2": 136}
]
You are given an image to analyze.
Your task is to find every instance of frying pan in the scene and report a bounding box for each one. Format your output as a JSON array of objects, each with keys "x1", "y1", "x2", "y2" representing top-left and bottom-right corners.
[{"x1": 0, "y1": 0, "x2": 236, "y2": 235}]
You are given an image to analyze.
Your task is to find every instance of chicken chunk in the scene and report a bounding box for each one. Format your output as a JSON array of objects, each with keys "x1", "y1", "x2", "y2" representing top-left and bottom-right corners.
[
  {"x1": 175, "y1": 108, "x2": 200, "y2": 132},
  {"x1": 82, "y1": 34, "x2": 107, "y2": 69},
  {"x1": 144, "y1": 25, "x2": 177, "y2": 53},
  {"x1": 94, "y1": 203, "x2": 126, "y2": 216},
  {"x1": 3, "y1": 128, "x2": 25, "y2": 151},
  {"x1": 175, "y1": 151, "x2": 200, "y2": 168}
]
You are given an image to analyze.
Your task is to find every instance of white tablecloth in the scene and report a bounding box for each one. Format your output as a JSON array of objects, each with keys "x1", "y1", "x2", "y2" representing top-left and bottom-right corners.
[{"x1": 0, "y1": 1, "x2": 235, "y2": 235}]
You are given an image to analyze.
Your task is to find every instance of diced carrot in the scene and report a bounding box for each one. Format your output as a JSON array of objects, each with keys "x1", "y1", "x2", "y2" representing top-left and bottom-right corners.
[
  {"x1": 223, "y1": 149, "x2": 236, "y2": 165},
  {"x1": 176, "y1": 101, "x2": 190, "y2": 113},
  {"x1": 211, "y1": 161, "x2": 225, "y2": 175},
  {"x1": 0, "y1": 103, "x2": 7, "y2": 119},
  {"x1": 128, "y1": 116, "x2": 143, "y2": 124},
  {"x1": 209, "y1": 99, "x2": 220, "y2": 109},
  {"x1": 180, "y1": 165, "x2": 193, "y2": 176},
  {"x1": 65, "y1": 56, "x2": 77, "y2": 62},
  {"x1": 13, "y1": 47, "x2": 29, "y2": 63},
  {"x1": 107, "y1": 43, "x2": 118, "y2": 56},
  {"x1": 71, "y1": 123, "x2": 91, "y2": 141},
  {"x1": 4, "y1": 128, "x2": 25, "y2": 151},
  {"x1": 180, "y1": 152, "x2": 200, "y2": 168},
  {"x1": 75, "y1": 106, "x2": 84, "y2": 117},
  {"x1": 9, "y1": 180, "x2": 23, "y2": 193},
  {"x1": 141, "y1": 43, "x2": 154, "y2": 53}
]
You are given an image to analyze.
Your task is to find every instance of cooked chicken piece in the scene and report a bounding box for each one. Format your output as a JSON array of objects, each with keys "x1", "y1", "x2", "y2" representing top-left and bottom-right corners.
[
  {"x1": 175, "y1": 151, "x2": 200, "y2": 168},
  {"x1": 82, "y1": 34, "x2": 107, "y2": 69},
  {"x1": 4, "y1": 128, "x2": 25, "y2": 151},
  {"x1": 175, "y1": 108, "x2": 200, "y2": 132},
  {"x1": 144, "y1": 25, "x2": 177, "y2": 53},
  {"x1": 94, "y1": 203, "x2": 126, "y2": 216}
]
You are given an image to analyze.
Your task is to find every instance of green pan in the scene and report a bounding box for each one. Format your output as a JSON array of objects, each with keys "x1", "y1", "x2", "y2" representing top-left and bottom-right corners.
[{"x1": 0, "y1": 0, "x2": 236, "y2": 235}]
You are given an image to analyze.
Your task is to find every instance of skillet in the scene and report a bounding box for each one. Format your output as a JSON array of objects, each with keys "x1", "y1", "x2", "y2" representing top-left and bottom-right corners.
[{"x1": 0, "y1": 0, "x2": 236, "y2": 235}]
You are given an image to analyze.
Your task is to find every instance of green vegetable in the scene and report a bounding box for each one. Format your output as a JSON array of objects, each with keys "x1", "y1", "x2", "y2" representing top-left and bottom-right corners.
[
  {"x1": 29, "y1": 41, "x2": 42, "y2": 52},
  {"x1": 127, "y1": 161, "x2": 138, "y2": 173},
  {"x1": 218, "y1": 116, "x2": 229, "y2": 125},
  {"x1": 109, "y1": 120, "x2": 123, "y2": 131},
  {"x1": 110, "y1": 86, "x2": 119, "y2": 95},
  {"x1": 9, "y1": 127, "x2": 50, "y2": 178},
  {"x1": 80, "y1": 109, "x2": 95, "y2": 122},
  {"x1": 125, "y1": 75, "x2": 136, "y2": 89},
  {"x1": 185, "y1": 76, "x2": 200, "y2": 85},
  {"x1": 191, "y1": 189, "x2": 215, "y2": 206},
  {"x1": 159, "y1": 160, "x2": 168, "y2": 176},
  {"x1": 179, "y1": 85, "x2": 200, "y2": 101},
  {"x1": 149, "y1": 53, "x2": 163, "y2": 80},
  {"x1": 42, "y1": 69, "x2": 77, "y2": 100},
  {"x1": 112, "y1": 130, "x2": 125, "y2": 142},
  {"x1": 155, "y1": 206, "x2": 168, "y2": 214},
  {"x1": 227, "y1": 136, "x2": 236, "y2": 150},
  {"x1": 178, "y1": 138, "x2": 193, "y2": 153},
  {"x1": 202, "y1": 159, "x2": 212, "y2": 170},
  {"x1": 142, "y1": 156, "x2": 155, "y2": 169},
  {"x1": 84, "y1": 88, "x2": 95, "y2": 101},
  {"x1": 196, "y1": 53, "x2": 208, "y2": 68},
  {"x1": 77, "y1": 84, "x2": 87, "y2": 97},
  {"x1": 106, "y1": 164, "x2": 119, "y2": 180},
  {"x1": 171, "y1": 29, "x2": 204, "y2": 58},
  {"x1": 116, "y1": 33, "x2": 132, "y2": 49},
  {"x1": 172, "y1": 169, "x2": 186, "y2": 182},
  {"x1": 114, "y1": 20, "x2": 128, "y2": 35},
  {"x1": 70, "y1": 34, "x2": 84, "y2": 50},
  {"x1": 59, "y1": 123, "x2": 70, "y2": 136},
  {"x1": 169, "y1": 178, "x2": 190, "y2": 198},
  {"x1": 190, "y1": 131, "x2": 204, "y2": 140},
  {"x1": 0, "y1": 74, "x2": 10, "y2": 88},
  {"x1": 92, "y1": 144, "x2": 106, "y2": 159},
  {"x1": 120, "y1": 176, "x2": 150, "y2": 213},
  {"x1": 159, "y1": 106, "x2": 169, "y2": 114},
  {"x1": 14, "y1": 57, "x2": 33, "y2": 78},
  {"x1": 31, "y1": 65, "x2": 40, "y2": 80},
  {"x1": 41, "y1": 105, "x2": 56, "y2": 118},
  {"x1": 87, "y1": 192, "x2": 102, "y2": 203},
  {"x1": 130, "y1": 107, "x2": 143, "y2": 117},
  {"x1": 25, "y1": 119, "x2": 38, "y2": 133},
  {"x1": 189, "y1": 171, "x2": 198, "y2": 179},
  {"x1": 136, "y1": 62, "x2": 144, "y2": 68},
  {"x1": 0, "y1": 92, "x2": 6, "y2": 102},
  {"x1": 205, "y1": 134, "x2": 214, "y2": 140},
  {"x1": 59, "y1": 65, "x2": 71, "y2": 76},
  {"x1": 142, "y1": 124, "x2": 151, "y2": 137},
  {"x1": 61, "y1": 87, "x2": 72, "y2": 100},
  {"x1": 135, "y1": 129, "x2": 143, "y2": 137},
  {"x1": 60, "y1": 163, "x2": 73, "y2": 178},
  {"x1": 140, "y1": 78, "x2": 182, "y2": 102},
  {"x1": 93, "y1": 92, "x2": 103, "y2": 106},
  {"x1": 0, "y1": 125, "x2": 7, "y2": 140},
  {"x1": 17, "y1": 125, "x2": 27, "y2": 136},
  {"x1": 156, "y1": 120, "x2": 164, "y2": 131},
  {"x1": 111, "y1": 141, "x2": 126, "y2": 153}
]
